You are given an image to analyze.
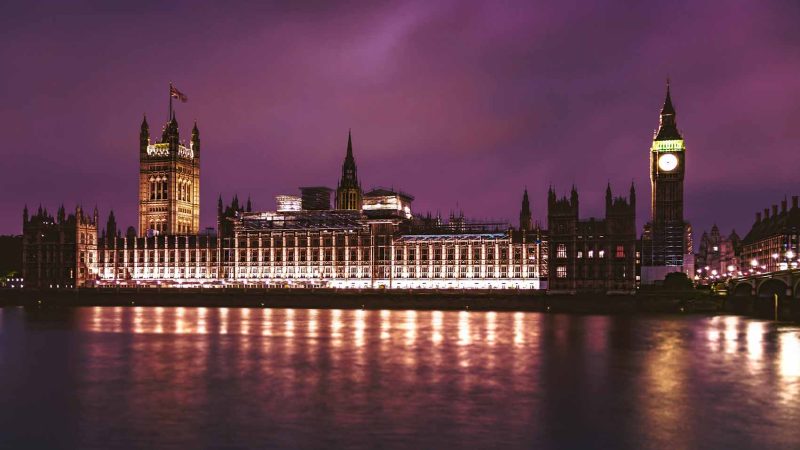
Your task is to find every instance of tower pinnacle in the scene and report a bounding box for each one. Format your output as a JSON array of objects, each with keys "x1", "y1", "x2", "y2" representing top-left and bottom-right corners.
[{"x1": 655, "y1": 79, "x2": 681, "y2": 140}]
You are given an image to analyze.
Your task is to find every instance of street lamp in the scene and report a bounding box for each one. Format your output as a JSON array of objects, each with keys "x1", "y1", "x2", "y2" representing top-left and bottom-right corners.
[{"x1": 750, "y1": 259, "x2": 759, "y2": 268}]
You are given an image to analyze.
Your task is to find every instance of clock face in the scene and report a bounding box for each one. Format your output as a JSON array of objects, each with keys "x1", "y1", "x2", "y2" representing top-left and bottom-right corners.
[{"x1": 658, "y1": 153, "x2": 679, "y2": 172}]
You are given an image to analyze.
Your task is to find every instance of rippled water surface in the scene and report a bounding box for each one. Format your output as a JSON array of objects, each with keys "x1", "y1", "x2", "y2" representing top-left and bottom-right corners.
[{"x1": 1, "y1": 306, "x2": 799, "y2": 449}]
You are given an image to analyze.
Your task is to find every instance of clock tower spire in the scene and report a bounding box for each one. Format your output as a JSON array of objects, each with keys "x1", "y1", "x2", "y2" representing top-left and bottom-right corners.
[{"x1": 642, "y1": 80, "x2": 692, "y2": 282}]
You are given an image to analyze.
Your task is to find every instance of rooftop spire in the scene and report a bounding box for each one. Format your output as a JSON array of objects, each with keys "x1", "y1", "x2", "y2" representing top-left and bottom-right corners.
[
  {"x1": 654, "y1": 79, "x2": 682, "y2": 141},
  {"x1": 661, "y1": 78, "x2": 675, "y2": 116},
  {"x1": 346, "y1": 129, "x2": 353, "y2": 159}
]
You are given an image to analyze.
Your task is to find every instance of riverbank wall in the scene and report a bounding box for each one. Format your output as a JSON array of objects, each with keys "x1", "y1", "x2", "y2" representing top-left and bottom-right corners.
[{"x1": 0, "y1": 287, "x2": 725, "y2": 315}]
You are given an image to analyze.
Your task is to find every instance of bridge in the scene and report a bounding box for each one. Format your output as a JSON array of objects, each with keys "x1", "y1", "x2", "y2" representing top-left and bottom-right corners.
[{"x1": 727, "y1": 269, "x2": 800, "y2": 320}]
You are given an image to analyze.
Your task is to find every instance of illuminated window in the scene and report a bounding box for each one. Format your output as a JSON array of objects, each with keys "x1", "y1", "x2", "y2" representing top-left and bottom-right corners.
[
  {"x1": 599, "y1": 250, "x2": 605, "y2": 258},
  {"x1": 557, "y1": 266, "x2": 567, "y2": 278},
  {"x1": 577, "y1": 251, "x2": 583, "y2": 258},
  {"x1": 588, "y1": 250, "x2": 594, "y2": 258},
  {"x1": 616, "y1": 245, "x2": 625, "y2": 258},
  {"x1": 557, "y1": 244, "x2": 567, "y2": 258}
]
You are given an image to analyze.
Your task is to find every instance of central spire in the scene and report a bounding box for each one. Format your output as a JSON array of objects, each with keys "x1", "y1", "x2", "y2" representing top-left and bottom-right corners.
[
  {"x1": 346, "y1": 129, "x2": 353, "y2": 160},
  {"x1": 335, "y1": 129, "x2": 363, "y2": 210}
]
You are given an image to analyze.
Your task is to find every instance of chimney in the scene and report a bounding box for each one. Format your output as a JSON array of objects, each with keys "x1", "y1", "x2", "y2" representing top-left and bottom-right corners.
[
  {"x1": 756, "y1": 212, "x2": 762, "y2": 222},
  {"x1": 772, "y1": 204, "x2": 778, "y2": 217},
  {"x1": 782, "y1": 199, "x2": 788, "y2": 213},
  {"x1": 793, "y1": 196, "x2": 798, "y2": 209},
  {"x1": 764, "y1": 208, "x2": 770, "y2": 219}
]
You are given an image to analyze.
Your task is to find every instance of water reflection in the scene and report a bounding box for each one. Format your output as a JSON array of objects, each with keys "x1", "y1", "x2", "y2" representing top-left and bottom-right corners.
[{"x1": 5, "y1": 308, "x2": 800, "y2": 449}]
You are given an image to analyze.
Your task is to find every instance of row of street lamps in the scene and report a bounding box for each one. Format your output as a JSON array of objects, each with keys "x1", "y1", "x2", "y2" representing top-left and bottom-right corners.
[{"x1": 695, "y1": 250, "x2": 798, "y2": 283}]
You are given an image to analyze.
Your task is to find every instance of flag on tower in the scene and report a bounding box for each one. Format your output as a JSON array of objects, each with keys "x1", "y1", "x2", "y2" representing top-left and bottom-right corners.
[{"x1": 170, "y1": 84, "x2": 188, "y2": 102}]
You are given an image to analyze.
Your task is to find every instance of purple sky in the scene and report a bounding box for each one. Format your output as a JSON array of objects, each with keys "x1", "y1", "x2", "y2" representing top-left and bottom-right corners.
[{"x1": 2, "y1": 1, "x2": 800, "y2": 241}]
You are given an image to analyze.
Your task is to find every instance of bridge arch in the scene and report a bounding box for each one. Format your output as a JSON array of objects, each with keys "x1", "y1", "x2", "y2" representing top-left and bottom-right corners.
[
  {"x1": 732, "y1": 282, "x2": 754, "y2": 298},
  {"x1": 757, "y1": 279, "x2": 790, "y2": 319},
  {"x1": 758, "y1": 279, "x2": 789, "y2": 299}
]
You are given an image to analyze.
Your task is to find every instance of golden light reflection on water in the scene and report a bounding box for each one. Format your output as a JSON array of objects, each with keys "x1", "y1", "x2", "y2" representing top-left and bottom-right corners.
[
  {"x1": 746, "y1": 321, "x2": 764, "y2": 364},
  {"x1": 75, "y1": 308, "x2": 800, "y2": 409},
  {"x1": 355, "y1": 309, "x2": 366, "y2": 348},
  {"x1": 332, "y1": 309, "x2": 343, "y2": 348},
  {"x1": 308, "y1": 308, "x2": 318, "y2": 337},
  {"x1": 723, "y1": 316, "x2": 739, "y2": 355},
  {"x1": 404, "y1": 310, "x2": 417, "y2": 347},
  {"x1": 513, "y1": 312, "x2": 524, "y2": 346},
  {"x1": 486, "y1": 311, "x2": 497, "y2": 345},
  {"x1": 6, "y1": 307, "x2": 800, "y2": 449},
  {"x1": 432, "y1": 310, "x2": 443, "y2": 344},
  {"x1": 380, "y1": 309, "x2": 391, "y2": 341},
  {"x1": 778, "y1": 329, "x2": 800, "y2": 404},
  {"x1": 457, "y1": 310, "x2": 471, "y2": 346}
]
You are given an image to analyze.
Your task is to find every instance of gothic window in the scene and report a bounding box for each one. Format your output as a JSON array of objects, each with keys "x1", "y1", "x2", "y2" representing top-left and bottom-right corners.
[
  {"x1": 557, "y1": 266, "x2": 567, "y2": 278},
  {"x1": 557, "y1": 244, "x2": 567, "y2": 258},
  {"x1": 599, "y1": 250, "x2": 605, "y2": 258},
  {"x1": 616, "y1": 245, "x2": 625, "y2": 258}
]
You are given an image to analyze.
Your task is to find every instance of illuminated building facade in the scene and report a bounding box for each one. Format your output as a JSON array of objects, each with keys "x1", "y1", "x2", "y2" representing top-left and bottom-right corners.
[
  {"x1": 138, "y1": 113, "x2": 200, "y2": 236},
  {"x1": 362, "y1": 188, "x2": 414, "y2": 220},
  {"x1": 695, "y1": 225, "x2": 740, "y2": 281},
  {"x1": 22, "y1": 205, "x2": 98, "y2": 288},
  {"x1": 276, "y1": 195, "x2": 302, "y2": 212},
  {"x1": 90, "y1": 198, "x2": 546, "y2": 289},
  {"x1": 641, "y1": 82, "x2": 693, "y2": 283},
  {"x1": 740, "y1": 197, "x2": 800, "y2": 274},
  {"x1": 547, "y1": 184, "x2": 637, "y2": 294}
]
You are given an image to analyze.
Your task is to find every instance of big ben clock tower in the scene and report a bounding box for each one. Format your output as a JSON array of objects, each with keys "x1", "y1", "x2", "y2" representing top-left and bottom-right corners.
[{"x1": 642, "y1": 81, "x2": 693, "y2": 282}]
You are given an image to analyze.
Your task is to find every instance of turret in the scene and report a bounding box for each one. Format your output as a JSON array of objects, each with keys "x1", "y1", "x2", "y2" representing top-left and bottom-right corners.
[
  {"x1": 246, "y1": 195, "x2": 252, "y2": 212},
  {"x1": 57, "y1": 204, "x2": 65, "y2": 224},
  {"x1": 140, "y1": 114, "x2": 149, "y2": 153},
  {"x1": 519, "y1": 188, "x2": 532, "y2": 232},
  {"x1": 217, "y1": 195, "x2": 224, "y2": 216},
  {"x1": 23, "y1": 205, "x2": 28, "y2": 223},
  {"x1": 629, "y1": 181, "x2": 636, "y2": 209},
  {"x1": 191, "y1": 121, "x2": 200, "y2": 157},
  {"x1": 570, "y1": 184, "x2": 579, "y2": 209},
  {"x1": 605, "y1": 183, "x2": 613, "y2": 211},
  {"x1": 106, "y1": 210, "x2": 118, "y2": 239},
  {"x1": 161, "y1": 112, "x2": 180, "y2": 149}
]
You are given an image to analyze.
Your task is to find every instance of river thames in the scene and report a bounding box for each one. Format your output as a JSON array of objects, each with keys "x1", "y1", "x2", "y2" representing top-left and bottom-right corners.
[{"x1": 0, "y1": 306, "x2": 798, "y2": 449}]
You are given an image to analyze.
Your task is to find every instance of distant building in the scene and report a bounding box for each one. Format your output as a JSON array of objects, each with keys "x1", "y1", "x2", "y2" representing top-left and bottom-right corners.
[
  {"x1": 740, "y1": 196, "x2": 800, "y2": 274},
  {"x1": 22, "y1": 205, "x2": 98, "y2": 288},
  {"x1": 362, "y1": 188, "x2": 414, "y2": 219},
  {"x1": 0, "y1": 234, "x2": 23, "y2": 287},
  {"x1": 695, "y1": 225, "x2": 740, "y2": 281},
  {"x1": 300, "y1": 187, "x2": 333, "y2": 210},
  {"x1": 641, "y1": 82, "x2": 693, "y2": 283},
  {"x1": 547, "y1": 184, "x2": 637, "y2": 294},
  {"x1": 276, "y1": 195, "x2": 302, "y2": 212}
]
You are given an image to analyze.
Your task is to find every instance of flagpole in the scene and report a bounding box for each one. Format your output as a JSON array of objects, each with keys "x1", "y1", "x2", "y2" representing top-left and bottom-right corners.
[{"x1": 169, "y1": 82, "x2": 173, "y2": 120}]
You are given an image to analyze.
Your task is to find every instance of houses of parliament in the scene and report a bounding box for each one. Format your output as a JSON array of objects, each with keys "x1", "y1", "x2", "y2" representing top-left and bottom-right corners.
[{"x1": 21, "y1": 83, "x2": 694, "y2": 293}]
